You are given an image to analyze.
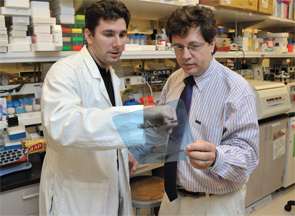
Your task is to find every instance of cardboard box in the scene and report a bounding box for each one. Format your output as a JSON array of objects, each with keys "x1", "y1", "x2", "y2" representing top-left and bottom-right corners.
[
  {"x1": 258, "y1": 0, "x2": 273, "y2": 15},
  {"x1": 199, "y1": 0, "x2": 245, "y2": 10},
  {"x1": 244, "y1": 0, "x2": 258, "y2": 12}
]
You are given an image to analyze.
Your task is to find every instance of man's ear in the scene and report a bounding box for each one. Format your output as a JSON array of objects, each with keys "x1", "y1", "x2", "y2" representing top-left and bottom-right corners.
[
  {"x1": 210, "y1": 38, "x2": 217, "y2": 55},
  {"x1": 85, "y1": 28, "x2": 93, "y2": 45}
]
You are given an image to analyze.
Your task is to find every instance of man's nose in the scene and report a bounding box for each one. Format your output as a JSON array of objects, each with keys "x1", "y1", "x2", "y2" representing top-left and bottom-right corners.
[
  {"x1": 113, "y1": 35, "x2": 122, "y2": 47},
  {"x1": 181, "y1": 47, "x2": 192, "y2": 59}
]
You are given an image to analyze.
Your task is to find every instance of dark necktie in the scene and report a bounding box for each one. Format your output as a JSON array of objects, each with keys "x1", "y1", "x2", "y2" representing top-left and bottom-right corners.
[{"x1": 164, "y1": 76, "x2": 195, "y2": 202}]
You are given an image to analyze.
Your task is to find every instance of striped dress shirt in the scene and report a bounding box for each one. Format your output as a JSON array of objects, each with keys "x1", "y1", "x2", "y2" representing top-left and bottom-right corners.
[{"x1": 160, "y1": 57, "x2": 259, "y2": 194}]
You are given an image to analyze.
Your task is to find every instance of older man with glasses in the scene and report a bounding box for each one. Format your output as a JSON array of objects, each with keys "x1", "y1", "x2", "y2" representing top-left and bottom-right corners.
[{"x1": 158, "y1": 5, "x2": 259, "y2": 216}]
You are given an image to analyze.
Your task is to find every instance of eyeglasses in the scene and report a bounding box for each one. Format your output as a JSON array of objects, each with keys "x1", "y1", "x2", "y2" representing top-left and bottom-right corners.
[{"x1": 172, "y1": 42, "x2": 206, "y2": 54}]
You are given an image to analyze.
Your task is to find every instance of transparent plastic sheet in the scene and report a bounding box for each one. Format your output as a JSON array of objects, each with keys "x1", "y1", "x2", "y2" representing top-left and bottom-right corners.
[{"x1": 112, "y1": 99, "x2": 194, "y2": 164}]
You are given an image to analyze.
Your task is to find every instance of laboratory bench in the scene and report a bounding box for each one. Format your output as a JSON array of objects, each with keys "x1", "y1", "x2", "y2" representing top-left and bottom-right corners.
[
  {"x1": 0, "y1": 152, "x2": 44, "y2": 192},
  {"x1": 0, "y1": 152, "x2": 163, "y2": 192},
  {"x1": 0, "y1": 151, "x2": 163, "y2": 215},
  {"x1": 0, "y1": 153, "x2": 44, "y2": 216}
]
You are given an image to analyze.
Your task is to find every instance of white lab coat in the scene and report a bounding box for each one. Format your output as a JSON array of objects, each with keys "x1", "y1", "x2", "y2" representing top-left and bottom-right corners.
[{"x1": 39, "y1": 45, "x2": 143, "y2": 216}]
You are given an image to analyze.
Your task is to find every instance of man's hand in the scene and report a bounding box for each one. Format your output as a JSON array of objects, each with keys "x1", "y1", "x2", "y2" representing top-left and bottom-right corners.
[
  {"x1": 128, "y1": 153, "x2": 139, "y2": 175},
  {"x1": 185, "y1": 140, "x2": 216, "y2": 170},
  {"x1": 143, "y1": 104, "x2": 178, "y2": 134}
]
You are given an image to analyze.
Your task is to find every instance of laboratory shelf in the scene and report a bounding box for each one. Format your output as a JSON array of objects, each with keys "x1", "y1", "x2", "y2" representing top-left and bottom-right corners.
[
  {"x1": 0, "y1": 83, "x2": 43, "y2": 96},
  {"x1": 1, "y1": 50, "x2": 294, "y2": 63},
  {"x1": 0, "y1": 51, "x2": 75, "y2": 64},
  {"x1": 0, "y1": 111, "x2": 41, "y2": 129}
]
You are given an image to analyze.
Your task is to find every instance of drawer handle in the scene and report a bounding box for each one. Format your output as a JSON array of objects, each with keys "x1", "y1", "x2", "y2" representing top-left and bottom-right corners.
[{"x1": 22, "y1": 192, "x2": 39, "y2": 200}]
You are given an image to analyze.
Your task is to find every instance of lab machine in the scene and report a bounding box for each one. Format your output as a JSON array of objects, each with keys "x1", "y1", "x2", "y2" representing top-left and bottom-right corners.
[
  {"x1": 282, "y1": 83, "x2": 295, "y2": 188},
  {"x1": 245, "y1": 80, "x2": 291, "y2": 207}
]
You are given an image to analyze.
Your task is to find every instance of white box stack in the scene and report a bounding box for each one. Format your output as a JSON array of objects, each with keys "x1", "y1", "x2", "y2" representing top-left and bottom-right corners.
[
  {"x1": 268, "y1": 32, "x2": 289, "y2": 53},
  {"x1": 2, "y1": 0, "x2": 31, "y2": 52},
  {"x1": 0, "y1": 15, "x2": 8, "y2": 53},
  {"x1": 51, "y1": 0, "x2": 75, "y2": 24},
  {"x1": 30, "y1": 1, "x2": 62, "y2": 51},
  {"x1": 9, "y1": 16, "x2": 31, "y2": 52}
]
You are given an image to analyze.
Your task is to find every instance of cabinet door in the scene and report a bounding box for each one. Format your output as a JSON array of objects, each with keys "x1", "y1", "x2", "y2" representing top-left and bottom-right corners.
[
  {"x1": 0, "y1": 184, "x2": 39, "y2": 216},
  {"x1": 245, "y1": 123, "x2": 267, "y2": 206},
  {"x1": 261, "y1": 118, "x2": 288, "y2": 197}
]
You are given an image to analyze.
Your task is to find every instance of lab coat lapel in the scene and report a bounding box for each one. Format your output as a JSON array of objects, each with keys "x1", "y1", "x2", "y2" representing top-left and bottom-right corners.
[
  {"x1": 80, "y1": 46, "x2": 112, "y2": 107},
  {"x1": 110, "y1": 68, "x2": 123, "y2": 106}
]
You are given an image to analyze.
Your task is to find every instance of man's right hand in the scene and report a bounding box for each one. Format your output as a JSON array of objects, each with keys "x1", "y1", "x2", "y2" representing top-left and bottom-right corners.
[{"x1": 143, "y1": 104, "x2": 178, "y2": 134}]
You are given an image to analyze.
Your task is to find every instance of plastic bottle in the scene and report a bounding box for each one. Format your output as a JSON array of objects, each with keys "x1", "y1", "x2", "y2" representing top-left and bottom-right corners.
[
  {"x1": 129, "y1": 35, "x2": 135, "y2": 44},
  {"x1": 33, "y1": 98, "x2": 41, "y2": 111},
  {"x1": 6, "y1": 101, "x2": 15, "y2": 115},
  {"x1": 252, "y1": 35, "x2": 259, "y2": 52},
  {"x1": 151, "y1": 29, "x2": 157, "y2": 40},
  {"x1": 24, "y1": 98, "x2": 33, "y2": 112},
  {"x1": 245, "y1": 31, "x2": 253, "y2": 51},
  {"x1": 218, "y1": 28, "x2": 227, "y2": 38},
  {"x1": 13, "y1": 101, "x2": 20, "y2": 113},
  {"x1": 134, "y1": 34, "x2": 140, "y2": 44},
  {"x1": 126, "y1": 34, "x2": 130, "y2": 44},
  {"x1": 140, "y1": 34, "x2": 147, "y2": 45},
  {"x1": 17, "y1": 99, "x2": 24, "y2": 113},
  {"x1": 274, "y1": 43, "x2": 280, "y2": 53}
]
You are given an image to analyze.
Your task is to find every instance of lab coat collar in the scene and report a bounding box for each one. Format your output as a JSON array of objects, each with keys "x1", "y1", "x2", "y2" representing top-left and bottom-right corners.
[
  {"x1": 80, "y1": 45, "x2": 122, "y2": 106},
  {"x1": 80, "y1": 45, "x2": 104, "y2": 79}
]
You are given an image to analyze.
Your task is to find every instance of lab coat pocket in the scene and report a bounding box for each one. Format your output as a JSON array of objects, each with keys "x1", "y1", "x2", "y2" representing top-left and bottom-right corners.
[{"x1": 58, "y1": 180, "x2": 109, "y2": 216}]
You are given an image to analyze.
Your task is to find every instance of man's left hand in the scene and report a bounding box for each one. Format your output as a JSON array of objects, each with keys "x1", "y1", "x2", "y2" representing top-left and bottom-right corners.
[
  {"x1": 185, "y1": 140, "x2": 216, "y2": 170},
  {"x1": 128, "y1": 153, "x2": 139, "y2": 174}
]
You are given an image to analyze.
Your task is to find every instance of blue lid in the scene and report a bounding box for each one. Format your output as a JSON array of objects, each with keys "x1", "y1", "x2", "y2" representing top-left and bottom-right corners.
[
  {"x1": 140, "y1": 35, "x2": 147, "y2": 38},
  {"x1": 7, "y1": 102, "x2": 13, "y2": 108},
  {"x1": 24, "y1": 98, "x2": 29, "y2": 102},
  {"x1": 218, "y1": 28, "x2": 224, "y2": 33},
  {"x1": 123, "y1": 99, "x2": 139, "y2": 106},
  {"x1": 129, "y1": 35, "x2": 135, "y2": 38},
  {"x1": 13, "y1": 101, "x2": 20, "y2": 107},
  {"x1": 29, "y1": 98, "x2": 34, "y2": 102}
]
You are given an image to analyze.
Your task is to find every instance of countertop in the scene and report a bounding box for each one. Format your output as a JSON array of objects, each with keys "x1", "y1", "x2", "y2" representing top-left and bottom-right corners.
[{"x1": 0, "y1": 152, "x2": 44, "y2": 192}]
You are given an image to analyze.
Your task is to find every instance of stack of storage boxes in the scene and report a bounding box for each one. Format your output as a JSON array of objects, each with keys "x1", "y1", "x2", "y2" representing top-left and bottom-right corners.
[
  {"x1": 62, "y1": 15, "x2": 85, "y2": 51},
  {"x1": 31, "y1": 1, "x2": 62, "y2": 51},
  {"x1": 51, "y1": 0, "x2": 75, "y2": 24},
  {"x1": 0, "y1": 15, "x2": 8, "y2": 53},
  {"x1": 1, "y1": 0, "x2": 31, "y2": 52}
]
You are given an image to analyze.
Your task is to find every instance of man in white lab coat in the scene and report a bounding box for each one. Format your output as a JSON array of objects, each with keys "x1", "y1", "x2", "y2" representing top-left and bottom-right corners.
[{"x1": 39, "y1": 1, "x2": 176, "y2": 215}]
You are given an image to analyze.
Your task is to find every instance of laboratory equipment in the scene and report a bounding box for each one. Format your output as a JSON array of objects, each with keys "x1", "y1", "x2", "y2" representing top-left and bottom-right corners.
[
  {"x1": 282, "y1": 115, "x2": 295, "y2": 188},
  {"x1": 247, "y1": 80, "x2": 291, "y2": 120},
  {"x1": 245, "y1": 80, "x2": 291, "y2": 207},
  {"x1": 0, "y1": 148, "x2": 32, "y2": 176}
]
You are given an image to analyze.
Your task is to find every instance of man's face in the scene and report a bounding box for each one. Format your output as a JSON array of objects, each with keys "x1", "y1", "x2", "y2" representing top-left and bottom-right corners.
[
  {"x1": 85, "y1": 18, "x2": 127, "y2": 70},
  {"x1": 172, "y1": 27, "x2": 216, "y2": 76}
]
